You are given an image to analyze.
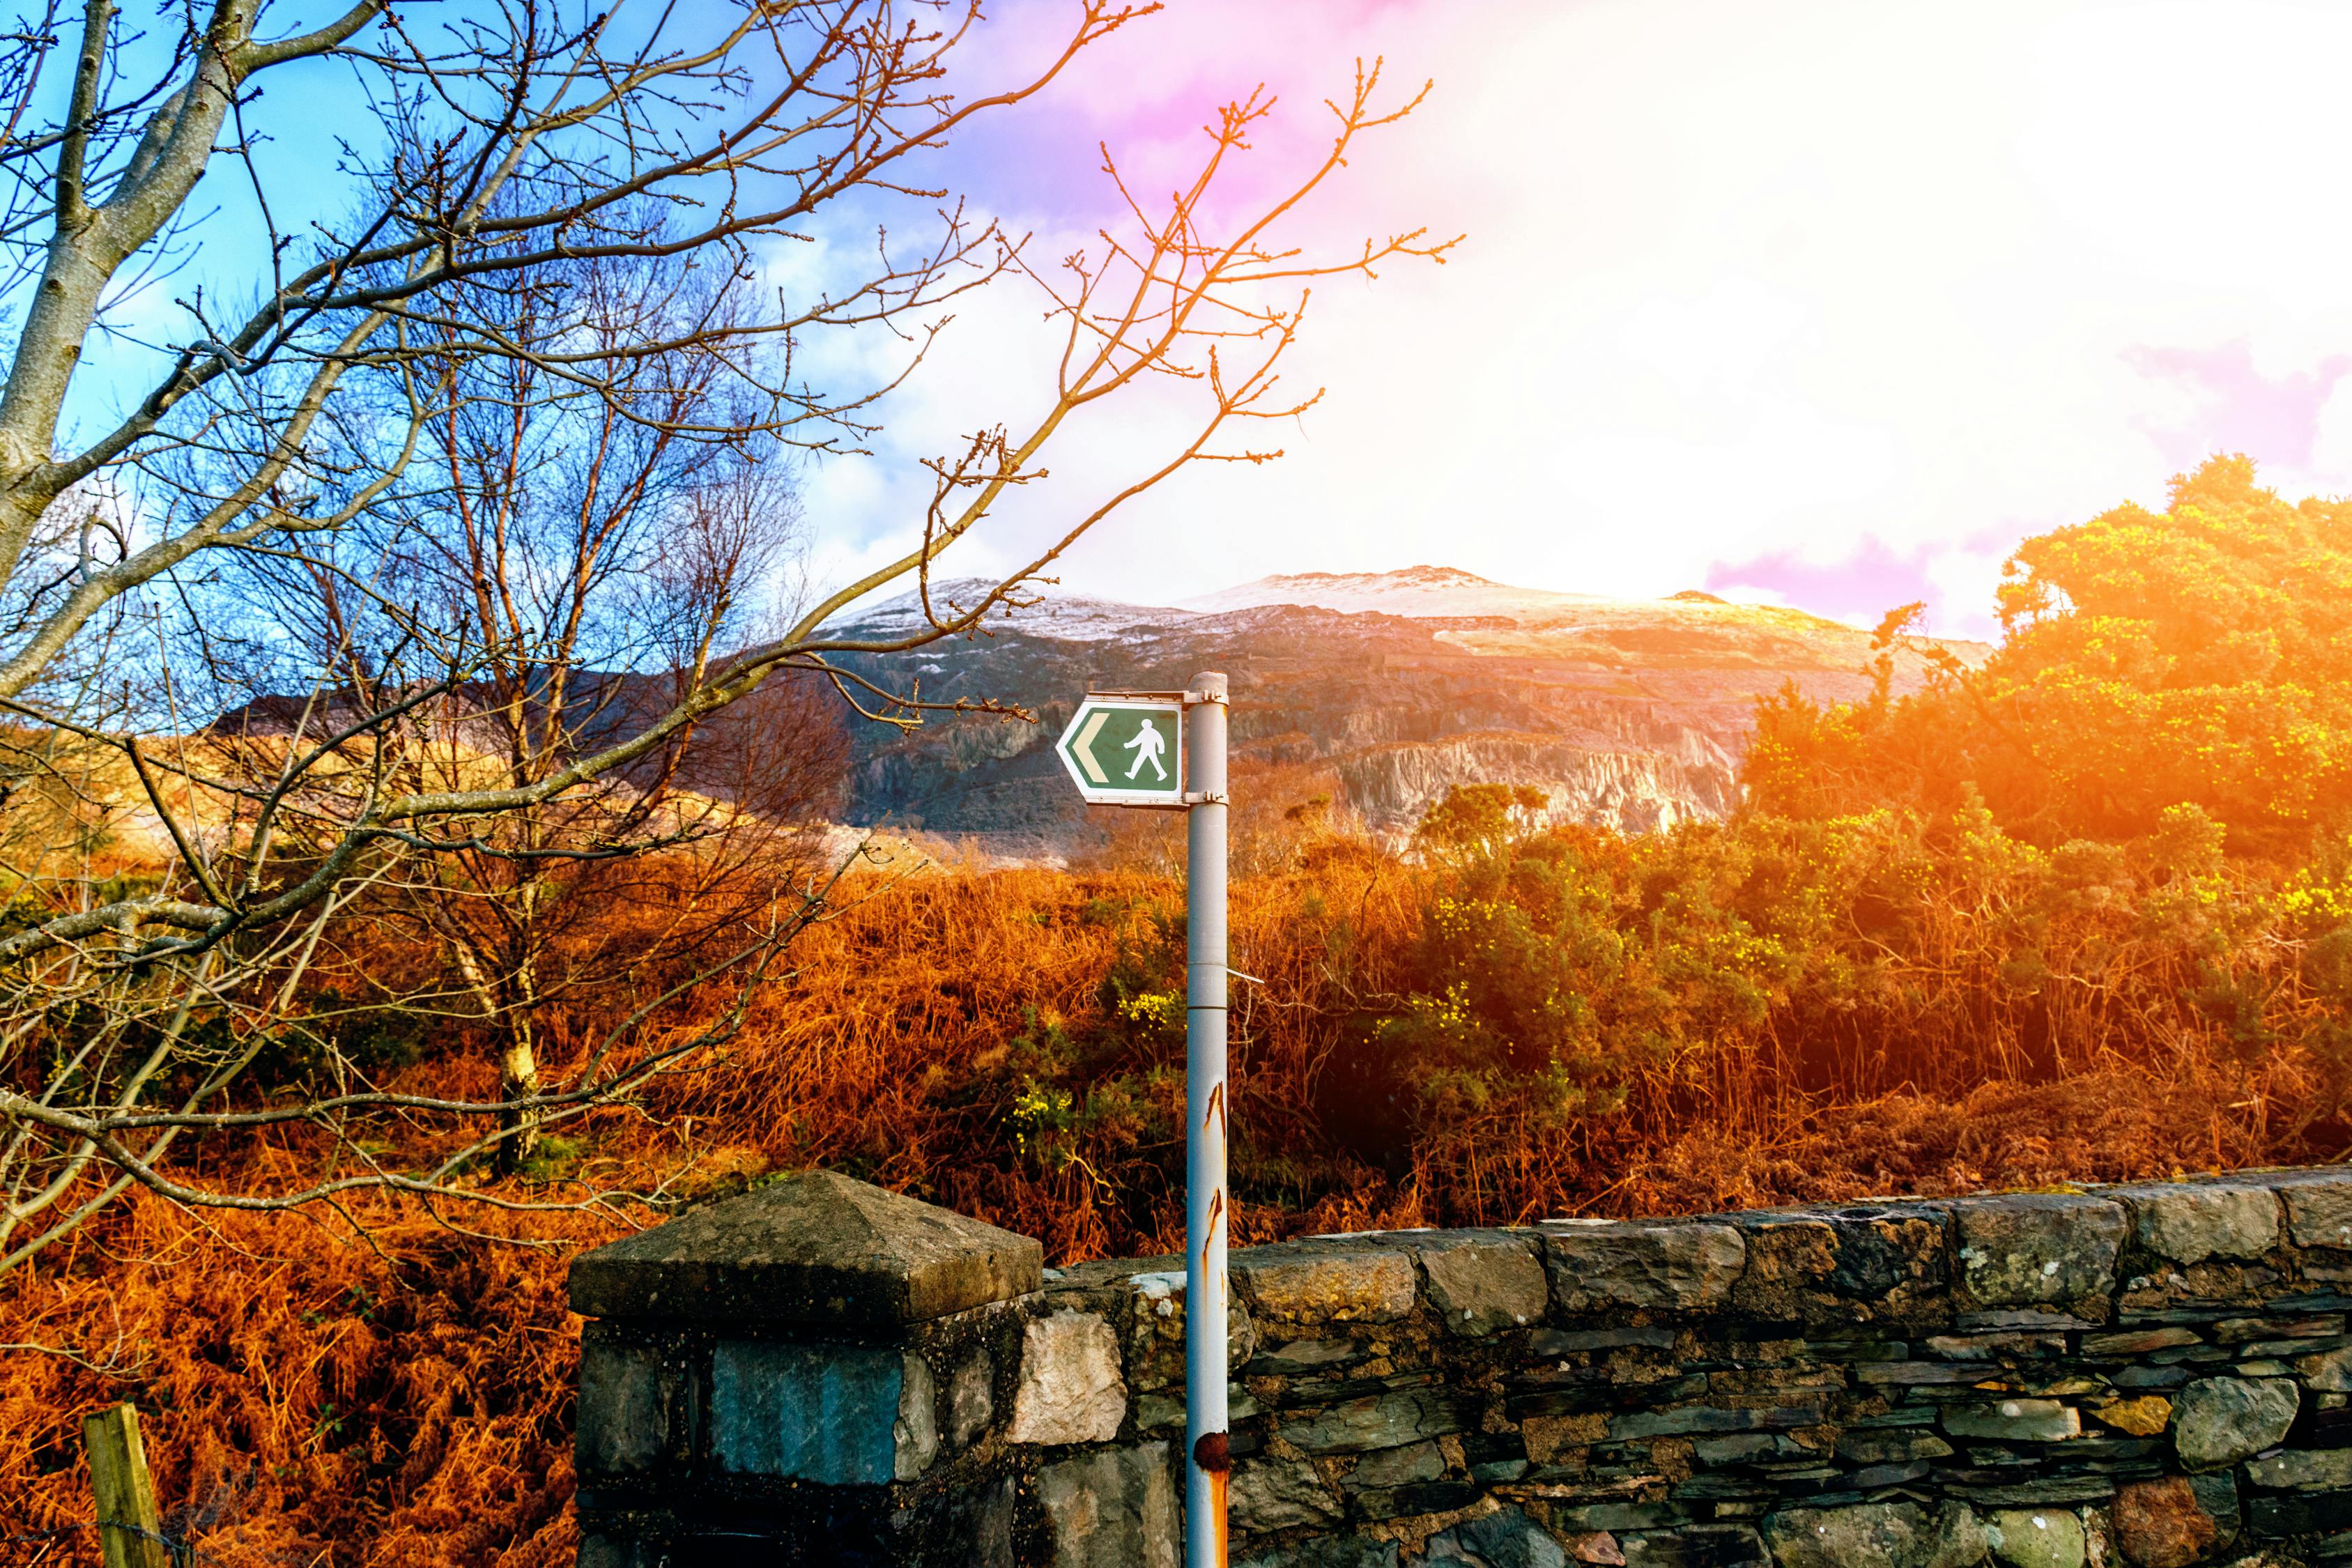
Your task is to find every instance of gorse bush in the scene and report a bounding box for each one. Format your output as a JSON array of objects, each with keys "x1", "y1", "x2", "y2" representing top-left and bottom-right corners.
[
  {"x1": 1748, "y1": 454, "x2": 2352, "y2": 853},
  {"x1": 1345, "y1": 787, "x2": 2335, "y2": 1220}
]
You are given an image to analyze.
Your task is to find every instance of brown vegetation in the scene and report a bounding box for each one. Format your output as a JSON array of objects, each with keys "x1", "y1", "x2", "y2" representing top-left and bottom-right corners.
[
  {"x1": 9, "y1": 459, "x2": 2352, "y2": 1558},
  {"x1": 1, "y1": 806, "x2": 2336, "y2": 1558}
]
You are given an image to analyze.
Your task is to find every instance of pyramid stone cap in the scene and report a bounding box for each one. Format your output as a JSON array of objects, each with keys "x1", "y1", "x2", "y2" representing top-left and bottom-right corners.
[{"x1": 568, "y1": 1170, "x2": 1043, "y2": 1325}]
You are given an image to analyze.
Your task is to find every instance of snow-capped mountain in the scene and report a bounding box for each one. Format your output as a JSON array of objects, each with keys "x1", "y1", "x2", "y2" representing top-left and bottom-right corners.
[
  {"x1": 834, "y1": 578, "x2": 1197, "y2": 644},
  {"x1": 1177, "y1": 564, "x2": 1619, "y2": 620},
  {"x1": 819, "y1": 567, "x2": 1988, "y2": 852}
]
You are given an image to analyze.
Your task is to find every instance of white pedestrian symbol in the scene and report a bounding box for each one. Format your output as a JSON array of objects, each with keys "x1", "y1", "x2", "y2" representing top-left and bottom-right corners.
[{"x1": 1124, "y1": 718, "x2": 1169, "y2": 781}]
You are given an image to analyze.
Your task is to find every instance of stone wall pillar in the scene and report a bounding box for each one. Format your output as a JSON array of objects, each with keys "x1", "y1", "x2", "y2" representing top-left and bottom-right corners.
[{"x1": 568, "y1": 1171, "x2": 1043, "y2": 1567}]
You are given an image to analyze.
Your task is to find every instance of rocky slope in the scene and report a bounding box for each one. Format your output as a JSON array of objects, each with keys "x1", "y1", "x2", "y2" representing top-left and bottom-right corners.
[{"x1": 822, "y1": 567, "x2": 1988, "y2": 853}]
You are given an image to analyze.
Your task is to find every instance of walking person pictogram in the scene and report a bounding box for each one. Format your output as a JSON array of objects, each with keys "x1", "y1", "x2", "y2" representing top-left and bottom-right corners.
[{"x1": 1124, "y1": 718, "x2": 1169, "y2": 781}]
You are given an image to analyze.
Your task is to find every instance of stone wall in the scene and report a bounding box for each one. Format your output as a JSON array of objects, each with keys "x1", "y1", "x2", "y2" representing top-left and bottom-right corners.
[{"x1": 569, "y1": 1166, "x2": 2352, "y2": 1567}]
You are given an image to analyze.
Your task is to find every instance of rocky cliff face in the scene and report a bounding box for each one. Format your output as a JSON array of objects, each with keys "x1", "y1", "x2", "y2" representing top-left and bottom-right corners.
[{"x1": 823, "y1": 567, "x2": 1986, "y2": 852}]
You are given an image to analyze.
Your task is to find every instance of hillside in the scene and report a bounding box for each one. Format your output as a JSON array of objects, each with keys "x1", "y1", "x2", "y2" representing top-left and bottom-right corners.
[{"x1": 823, "y1": 566, "x2": 1988, "y2": 851}]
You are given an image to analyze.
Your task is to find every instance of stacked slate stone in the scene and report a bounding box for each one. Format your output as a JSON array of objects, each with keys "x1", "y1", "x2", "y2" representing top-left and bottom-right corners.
[{"x1": 567, "y1": 1167, "x2": 2352, "y2": 1567}]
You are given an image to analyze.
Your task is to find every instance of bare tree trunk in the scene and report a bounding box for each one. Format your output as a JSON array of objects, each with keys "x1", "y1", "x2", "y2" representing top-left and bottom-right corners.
[
  {"x1": 443, "y1": 936, "x2": 539, "y2": 1175},
  {"x1": 495, "y1": 1017, "x2": 541, "y2": 1178}
]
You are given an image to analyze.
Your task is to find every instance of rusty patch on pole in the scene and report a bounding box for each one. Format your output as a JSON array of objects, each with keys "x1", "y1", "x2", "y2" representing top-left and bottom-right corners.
[{"x1": 1192, "y1": 1430, "x2": 1231, "y2": 1473}]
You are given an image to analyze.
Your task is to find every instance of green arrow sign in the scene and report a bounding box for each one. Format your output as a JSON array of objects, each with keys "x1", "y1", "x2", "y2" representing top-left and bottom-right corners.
[{"x1": 1056, "y1": 696, "x2": 1185, "y2": 805}]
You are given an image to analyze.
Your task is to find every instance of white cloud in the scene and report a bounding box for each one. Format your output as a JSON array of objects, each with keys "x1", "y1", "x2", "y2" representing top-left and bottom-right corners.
[{"x1": 780, "y1": 0, "x2": 2352, "y2": 636}]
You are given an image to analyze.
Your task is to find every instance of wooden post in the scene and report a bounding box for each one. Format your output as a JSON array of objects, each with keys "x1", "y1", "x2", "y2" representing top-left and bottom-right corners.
[{"x1": 82, "y1": 1404, "x2": 169, "y2": 1568}]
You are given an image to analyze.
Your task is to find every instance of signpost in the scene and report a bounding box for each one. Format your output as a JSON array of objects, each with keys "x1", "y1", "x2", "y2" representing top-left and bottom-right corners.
[
  {"x1": 1056, "y1": 674, "x2": 1229, "y2": 1568},
  {"x1": 1054, "y1": 695, "x2": 1187, "y2": 806}
]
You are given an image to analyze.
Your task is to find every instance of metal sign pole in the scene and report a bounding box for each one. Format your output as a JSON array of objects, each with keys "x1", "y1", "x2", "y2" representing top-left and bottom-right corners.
[
  {"x1": 1183, "y1": 670, "x2": 1231, "y2": 1568},
  {"x1": 1053, "y1": 672, "x2": 1231, "y2": 1562}
]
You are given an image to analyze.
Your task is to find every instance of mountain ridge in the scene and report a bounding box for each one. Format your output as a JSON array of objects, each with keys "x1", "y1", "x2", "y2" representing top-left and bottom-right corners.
[{"x1": 822, "y1": 567, "x2": 1988, "y2": 853}]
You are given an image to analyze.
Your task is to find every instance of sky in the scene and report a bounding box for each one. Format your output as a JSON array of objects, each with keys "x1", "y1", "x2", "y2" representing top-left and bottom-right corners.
[
  {"x1": 779, "y1": 0, "x2": 2352, "y2": 638},
  {"x1": 46, "y1": 0, "x2": 2352, "y2": 644}
]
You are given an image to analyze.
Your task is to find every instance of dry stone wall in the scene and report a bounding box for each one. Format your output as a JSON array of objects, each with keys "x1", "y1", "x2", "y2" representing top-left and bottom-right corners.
[{"x1": 569, "y1": 1167, "x2": 2352, "y2": 1567}]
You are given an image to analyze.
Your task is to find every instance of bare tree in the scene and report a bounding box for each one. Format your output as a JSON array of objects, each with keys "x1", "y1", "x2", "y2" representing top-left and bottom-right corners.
[
  {"x1": 0, "y1": 0, "x2": 1454, "y2": 1272},
  {"x1": 279, "y1": 238, "x2": 850, "y2": 1175}
]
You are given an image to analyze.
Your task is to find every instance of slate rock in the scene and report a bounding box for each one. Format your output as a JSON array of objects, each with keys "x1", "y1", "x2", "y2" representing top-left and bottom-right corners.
[
  {"x1": 709, "y1": 1340, "x2": 906, "y2": 1484},
  {"x1": 2243, "y1": 1487, "x2": 2352, "y2": 1535},
  {"x1": 1761, "y1": 1501, "x2": 1988, "y2": 1568},
  {"x1": 1234, "y1": 1537, "x2": 1401, "y2": 1568},
  {"x1": 1007, "y1": 1310, "x2": 1128, "y2": 1444},
  {"x1": 1125, "y1": 1268, "x2": 1259, "y2": 1390},
  {"x1": 2244, "y1": 1447, "x2": 2352, "y2": 1489},
  {"x1": 1836, "y1": 1429, "x2": 1953, "y2": 1464},
  {"x1": 1949, "y1": 1193, "x2": 2126, "y2": 1307},
  {"x1": 1946, "y1": 1479, "x2": 2110, "y2": 1510},
  {"x1": 2083, "y1": 1328, "x2": 2199, "y2": 1355},
  {"x1": 1924, "y1": 1330, "x2": 2065, "y2": 1360},
  {"x1": 2112, "y1": 1365, "x2": 2188, "y2": 1390},
  {"x1": 1847, "y1": 1459, "x2": 1933, "y2": 1489},
  {"x1": 1557, "y1": 1505, "x2": 1698, "y2": 1536},
  {"x1": 2276, "y1": 1169, "x2": 2352, "y2": 1250},
  {"x1": 2186, "y1": 1470, "x2": 2239, "y2": 1551},
  {"x1": 2111, "y1": 1477, "x2": 2217, "y2": 1568},
  {"x1": 2114, "y1": 1182, "x2": 2280, "y2": 1265},
  {"x1": 1037, "y1": 1443, "x2": 1177, "y2": 1568},
  {"x1": 948, "y1": 1348, "x2": 994, "y2": 1447},
  {"x1": 1944, "y1": 1399, "x2": 2081, "y2": 1443},
  {"x1": 576, "y1": 1339, "x2": 693, "y2": 1475},
  {"x1": 1347, "y1": 1439, "x2": 1444, "y2": 1489},
  {"x1": 1985, "y1": 1509, "x2": 2084, "y2": 1568},
  {"x1": 895, "y1": 1351, "x2": 938, "y2": 1479},
  {"x1": 568, "y1": 1168, "x2": 1042, "y2": 1324},
  {"x1": 2086, "y1": 1395, "x2": 2170, "y2": 1438},
  {"x1": 2170, "y1": 1376, "x2": 2296, "y2": 1471},
  {"x1": 1236, "y1": 1243, "x2": 1420, "y2": 1324},
  {"x1": 1425, "y1": 1505, "x2": 1573, "y2": 1568},
  {"x1": 1249, "y1": 1337, "x2": 1358, "y2": 1376},
  {"x1": 1229, "y1": 1456, "x2": 1343, "y2": 1534},
  {"x1": 1416, "y1": 1232, "x2": 1549, "y2": 1336},
  {"x1": 1830, "y1": 1210, "x2": 1949, "y2": 1303},
  {"x1": 1545, "y1": 1222, "x2": 1746, "y2": 1314},
  {"x1": 1279, "y1": 1387, "x2": 1469, "y2": 1454},
  {"x1": 1699, "y1": 1432, "x2": 1794, "y2": 1465},
  {"x1": 1529, "y1": 1324, "x2": 1677, "y2": 1354},
  {"x1": 1620, "y1": 1525, "x2": 1764, "y2": 1567},
  {"x1": 1611, "y1": 1401, "x2": 1827, "y2": 1441},
  {"x1": 1380, "y1": 1479, "x2": 1483, "y2": 1518},
  {"x1": 2296, "y1": 1344, "x2": 2352, "y2": 1392},
  {"x1": 941, "y1": 1475, "x2": 1018, "y2": 1568}
]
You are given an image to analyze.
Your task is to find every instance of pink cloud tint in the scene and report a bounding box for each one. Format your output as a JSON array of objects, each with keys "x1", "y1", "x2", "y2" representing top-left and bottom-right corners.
[
  {"x1": 2127, "y1": 341, "x2": 2352, "y2": 471},
  {"x1": 1705, "y1": 530, "x2": 2018, "y2": 641}
]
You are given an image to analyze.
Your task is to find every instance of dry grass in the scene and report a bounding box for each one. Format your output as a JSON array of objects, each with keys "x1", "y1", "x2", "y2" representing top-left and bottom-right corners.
[
  {"x1": 0, "y1": 827, "x2": 2338, "y2": 1561},
  {"x1": 0, "y1": 1187, "x2": 586, "y2": 1566}
]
